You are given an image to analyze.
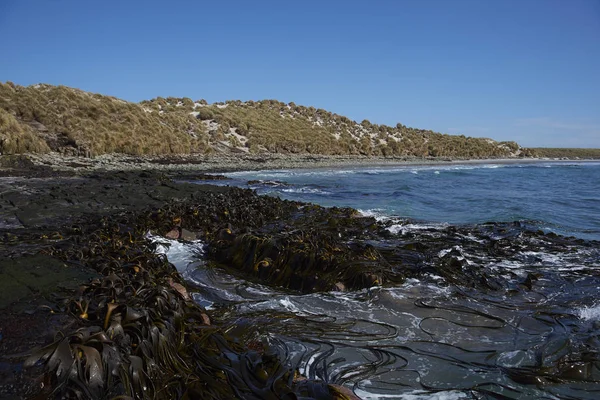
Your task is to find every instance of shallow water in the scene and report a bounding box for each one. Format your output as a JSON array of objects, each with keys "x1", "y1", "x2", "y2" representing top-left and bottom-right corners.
[
  {"x1": 219, "y1": 161, "x2": 600, "y2": 241},
  {"x1": 170, "y1": 161, "x2": 600, "y2": 399}
]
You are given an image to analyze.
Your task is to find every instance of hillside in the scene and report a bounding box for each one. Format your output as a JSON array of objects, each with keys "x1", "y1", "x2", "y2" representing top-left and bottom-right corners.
[
  {"x1": 1, "y1": 82, "x2": 532, "y2": 158},
  {"x1": 530, "y1": 148, "x2": 600, "y2": 159}
]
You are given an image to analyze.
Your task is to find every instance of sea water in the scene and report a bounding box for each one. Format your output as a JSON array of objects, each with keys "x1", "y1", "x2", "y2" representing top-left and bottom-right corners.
[
  {"x1": 163, "y1": 161, "x2": 600, "y2": 399},
  {"x1": 223, "y1": 161, "x2": 600, "y2": 241}
]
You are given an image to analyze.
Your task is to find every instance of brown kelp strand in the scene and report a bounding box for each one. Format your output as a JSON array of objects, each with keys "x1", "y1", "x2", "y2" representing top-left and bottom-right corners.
[{"x1": 21, "y1": 187, "x2": 378, "y2": 399}]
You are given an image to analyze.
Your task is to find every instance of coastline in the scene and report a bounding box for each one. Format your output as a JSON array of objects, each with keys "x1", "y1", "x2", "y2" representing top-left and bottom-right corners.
[
  {"x1": 1, "y1": 154, "x2": 599, "y2": 398},
  {"x1": 22, "y1": 152, "x2": 599, "y2": 175},
  {"x1": 0, "y1": 167, "x2": 372, "y2": 398}
]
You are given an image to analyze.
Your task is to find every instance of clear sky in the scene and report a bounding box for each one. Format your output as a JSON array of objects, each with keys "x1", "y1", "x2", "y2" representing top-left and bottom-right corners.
[{"x1": 1, "y1": 0, "x2": 599, "y2": 147}]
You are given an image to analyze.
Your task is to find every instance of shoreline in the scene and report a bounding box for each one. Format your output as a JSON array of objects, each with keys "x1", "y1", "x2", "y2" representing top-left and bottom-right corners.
[
  {"x1": 1, "y1": 157, "x2": 599, "y2": 398},
  {"x1": 19, "y1": 152, "x2": 600, "y2": 175},
  {"x1": 0, "y1": 169, "x2": 372, "y2": 398}
]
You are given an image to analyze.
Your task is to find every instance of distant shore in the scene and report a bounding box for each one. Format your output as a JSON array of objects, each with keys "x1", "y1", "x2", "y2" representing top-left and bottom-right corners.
[{"x1": 17, "y1": 152, "x2": 599, "y2": 175}]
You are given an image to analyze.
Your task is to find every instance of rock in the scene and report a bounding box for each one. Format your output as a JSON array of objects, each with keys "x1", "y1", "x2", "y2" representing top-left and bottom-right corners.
[
  {"x1": 179, "y1": 228, "x2": 197, "y2": 241},
  {"x1": 164, "y1": 227, "x2": 180, "y2": 239}
]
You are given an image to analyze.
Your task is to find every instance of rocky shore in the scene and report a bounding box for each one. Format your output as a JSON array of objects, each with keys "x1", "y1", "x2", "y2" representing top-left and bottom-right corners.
[
  {"x1": 1, "y1": 154, "x2": 597, "y2": 399},
  {"x1": 25, "y1": 152, "x2": 557, "y2": 174},
  {"x1": 0, "y1": 157, "x2": 373, "y2": 399}
]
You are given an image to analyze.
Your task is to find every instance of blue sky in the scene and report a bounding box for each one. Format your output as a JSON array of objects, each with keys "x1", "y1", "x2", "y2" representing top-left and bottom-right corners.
[{"x1": 1, "y1": 0, "x2": 599, "y2": 147}]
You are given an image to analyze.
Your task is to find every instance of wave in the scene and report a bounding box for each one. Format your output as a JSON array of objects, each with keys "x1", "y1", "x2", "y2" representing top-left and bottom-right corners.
[
  {"x1": 279, "y1": 187, "x2": 332, "y2": 195},
  {"x1": 388, "y1": 222, "x2": 450, "y2": 235},
  {"x1": 358, "y1": 208, "x2": 455, "y2": 235},
  {"x1": 226, "y1": 163, "x2": 514, "y2": 180},
  {"x1": 357, "y1": 208, "x2": 392, "y2": 221},
  {"x1": 227, "y1": 168, "x2": 359, "y2": 179},
  {"x1": 225, "y1": 161, "x2": 600, "y2": 183}
]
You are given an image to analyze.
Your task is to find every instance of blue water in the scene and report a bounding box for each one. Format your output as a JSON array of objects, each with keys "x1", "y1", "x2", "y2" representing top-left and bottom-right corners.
[
  {"x1": 182, "y1": 160, "x2": 600, "y2": 398},
  {"x1": 221, "y1": 161, "x2": 600, "y2": 241}
]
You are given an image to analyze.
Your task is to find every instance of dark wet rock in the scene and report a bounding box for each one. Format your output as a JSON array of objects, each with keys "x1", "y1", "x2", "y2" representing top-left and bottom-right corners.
[
  {"x1": 0, "y1": 309, "x2": 76, "y2": 399},
  {"x1": 172, "y1": 171, "x2": 230, "y2": 181},
  {"x1": 0, "y1": 254, "x2": 99, "y2": 309}
]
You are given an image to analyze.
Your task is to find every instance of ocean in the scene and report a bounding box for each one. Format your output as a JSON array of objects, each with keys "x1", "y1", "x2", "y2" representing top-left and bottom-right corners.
[
  {"x1": 224, "y1": 161, "x2": 600, "y2": 241},
  {"x1": 166, "y1": 161, "x2": 600, "y2": 399}
]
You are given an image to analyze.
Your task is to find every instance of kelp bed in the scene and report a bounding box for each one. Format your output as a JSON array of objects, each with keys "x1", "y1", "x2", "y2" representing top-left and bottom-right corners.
[
  {"x1": 204, "y1": 215, "x2": 600, "y2": 398},
  {"x1": 2, "y1": 172, "x2": 600, "y2": 399},
  {"x1": 1, "y1": 179, "x2": 390, "y2": 399}
]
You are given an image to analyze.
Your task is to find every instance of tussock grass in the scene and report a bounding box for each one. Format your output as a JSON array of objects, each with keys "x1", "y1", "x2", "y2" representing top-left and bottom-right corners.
[
  {"x1": 189, "y1": 99, "x2": 528, "y2": 158},
  {"x1": 0, "y1": 83, "x2": 208, "y2": 156},
  {"x1": 1, "y1": 82, "x2": 536, "y2": 158},
  {"x1": 0, "y1": 108, "x2": 50, "y2": 154},
  {"x1": 530, "y1": 148, "x2": 600, "y2": 159}
]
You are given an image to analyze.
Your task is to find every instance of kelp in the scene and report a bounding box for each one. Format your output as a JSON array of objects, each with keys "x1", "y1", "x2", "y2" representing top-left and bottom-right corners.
[
  {"x1": 25, "y1": 188, "x2": 370, "y2": 399},
  {"x1": 24, "y1": 184, "x2": 600, "y2": 398},
  {"x1": 137, "y1": 188, "x2": 397, "y2": 293}
]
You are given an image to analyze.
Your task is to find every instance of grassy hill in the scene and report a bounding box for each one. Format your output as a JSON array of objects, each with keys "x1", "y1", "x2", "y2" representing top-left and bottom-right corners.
[
  {"x1": 1, "y1": 82, "x2": 533, "y2": 158},
  {"x1": 530, "y1": 148, "x2": 600, "y2": 159},
  {"x1": 0, "y1": 83, "x2": 209, "y2": 156}
]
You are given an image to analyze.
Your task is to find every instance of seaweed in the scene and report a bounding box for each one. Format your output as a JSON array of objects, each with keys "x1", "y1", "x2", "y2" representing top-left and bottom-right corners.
[
  {"x1": 24, "y1": 188, "x2": 366, "y2": 399},
  {"x1": 20, "y1": 182, "x2": 600, "y2": 398}
]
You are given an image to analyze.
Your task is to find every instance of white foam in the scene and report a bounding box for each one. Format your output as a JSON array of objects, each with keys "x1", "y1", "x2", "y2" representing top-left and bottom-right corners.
[
  {"x1": 576, "y1": 303, "x2": 600, "y2": 321},
  {"x1": 388, "y1": 222, "x2": 448, "y2": 235},
  {"x1": 357, "y1": 208, "x2": 393, "y2": 222},
  {"x1": 147, "y1": 233, "x2": 205, "y2": 273},
  {"x1": 247, "y1": 180, "x2": 288, "y2": 187},
  {"x1": 386, "y1": 280, "x2": 453, "y2": 299},
  {"x1": 354, "y1": 389, "x2": 468, "y2": 400},
  {"x1": 496, "y1": 350, "x2": 536, "y2": 368},
  {"x1": 227, "y1": 168, "x2": 358, "y2": 179},
  {"x1": 438, "y1": 245, "x2": 463, "y2": 258},
  {"x1": 457, "y1": 233, "x2": 485, "y2": 243},
  {"x1": 487, "y1": 259, "x2": 526, "y2": 271},
  {"x1": 520, "y1": 251, "x2": 561, "y2": 265},
  {"x1": 357, "y1": 211, "x2": 449, "y2": 236},
  {"x1": 280, "y1": 187, "x2": 331, "y2": 195},
  {"x1": 278, "y1": 297, "x2": 301, "y2": 312}
]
